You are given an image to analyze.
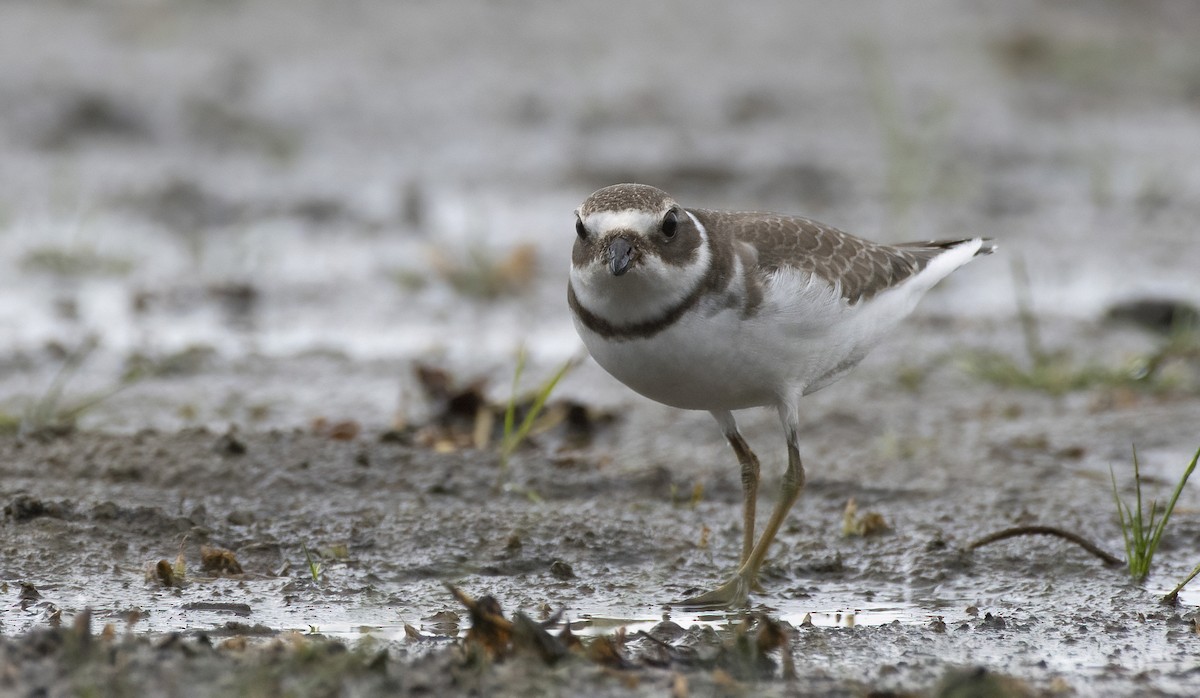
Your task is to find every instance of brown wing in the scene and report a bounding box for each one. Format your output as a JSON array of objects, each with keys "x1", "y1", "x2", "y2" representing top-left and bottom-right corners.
[{"x1": 694, "y1": 209, "x2": 986, "y2": 305}]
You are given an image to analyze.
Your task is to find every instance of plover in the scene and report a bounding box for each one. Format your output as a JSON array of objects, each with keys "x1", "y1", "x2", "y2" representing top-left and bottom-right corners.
[{"x1": 568, "y1": 183, "x2": 995, "y2": 608}]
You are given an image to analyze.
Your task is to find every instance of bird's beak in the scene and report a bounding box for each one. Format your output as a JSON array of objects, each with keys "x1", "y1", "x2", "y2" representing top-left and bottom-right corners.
[{"x1": 607, "y1": 237, "x2": 635, "y2": 276}]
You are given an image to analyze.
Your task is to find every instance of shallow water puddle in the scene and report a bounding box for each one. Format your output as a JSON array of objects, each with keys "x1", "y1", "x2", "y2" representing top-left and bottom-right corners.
[
  {"x1": 1, "y1": 570, "x2": 962, "y2": 642},
  {"x1": 575, "y1": 603, "x2": 923, "y2": 636},
  {"x1": 305, "y1": 600, "x2": 927, "y2": 647}
]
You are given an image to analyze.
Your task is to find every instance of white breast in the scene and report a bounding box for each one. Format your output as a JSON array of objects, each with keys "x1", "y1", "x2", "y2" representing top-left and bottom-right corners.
[{"x1": 573, "y1": 269, "x2": 854, "y2": 411}]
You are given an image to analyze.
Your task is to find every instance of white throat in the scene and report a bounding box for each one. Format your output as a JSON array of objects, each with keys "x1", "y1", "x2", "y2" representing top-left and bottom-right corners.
[{"x1": 570, "y1": 211, "x2": 712, "y2": 326}]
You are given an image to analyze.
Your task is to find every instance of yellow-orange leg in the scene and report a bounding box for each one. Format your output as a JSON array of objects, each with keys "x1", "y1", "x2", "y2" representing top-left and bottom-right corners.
[{"x1": 679, "y1": 414, "x2": 805, "y2": 609}]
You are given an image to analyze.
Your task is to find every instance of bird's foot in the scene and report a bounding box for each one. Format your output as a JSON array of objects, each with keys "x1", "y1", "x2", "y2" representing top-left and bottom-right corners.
[{"x1": 675, "y1": 573, "x2": 754, "y2": 610}]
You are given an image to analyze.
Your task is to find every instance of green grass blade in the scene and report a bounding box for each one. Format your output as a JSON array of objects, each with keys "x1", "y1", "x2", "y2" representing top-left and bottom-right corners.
[
  {"x1": 1113, "y1": 444, "x2": 1200, "y2": 581},
  {"x1": 495, "y1": 352, "x2": 581, "y2": 496},
  {"x1": 500, "y1": 347, "x2": 527, "y2": 462},
  {"x1": 1146, "y1": 445, "x2": 1200, "y2": 559},
  {"x1": 1113, "y1": 450, "x2": 1146, "y2": 578},
  {"x1": 24, "y1": 338, "x2": 97, "y2": 430},
  {"x1": 503, "y1": 356, "x2": 576, "y2": 459},
  {"x1": 302, "y1": 543, "x2": 322, "y2": 583},
  {"x1": 1132, "y1": 446, "x2": 1144, "y2": 543}
]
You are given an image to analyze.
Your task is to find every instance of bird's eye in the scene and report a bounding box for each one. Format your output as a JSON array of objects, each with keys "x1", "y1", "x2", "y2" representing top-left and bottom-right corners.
[
  {"x1": 662, "y1": 209, "x2": 679, "y2": 239},
  {"x1": 575, "y1": 217, "x2": 587, "y2": 240}
]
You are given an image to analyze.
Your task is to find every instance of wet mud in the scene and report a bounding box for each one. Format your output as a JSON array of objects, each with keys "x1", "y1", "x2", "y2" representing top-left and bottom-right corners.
[{"x1": 3, "y1": 330, "x2": 1200, "y2": 696}]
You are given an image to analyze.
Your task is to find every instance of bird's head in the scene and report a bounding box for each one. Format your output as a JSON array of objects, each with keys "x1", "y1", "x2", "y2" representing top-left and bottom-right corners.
[{"x1": 569, "y1": 183, "x2": 710, "y2": 324}]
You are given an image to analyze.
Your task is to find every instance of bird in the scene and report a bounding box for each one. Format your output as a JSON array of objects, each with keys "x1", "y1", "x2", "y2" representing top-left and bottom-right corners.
[{"x1": 567, "y1": 183, "x2": 995, "y2": 608}]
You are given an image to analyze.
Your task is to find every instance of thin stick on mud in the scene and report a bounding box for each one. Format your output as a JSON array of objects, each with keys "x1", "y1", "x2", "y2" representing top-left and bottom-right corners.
[
  {"x1": 967, "y1": 525, "x2": 1124, "y2": 567},
  {"x1": 1161, "y1": 562, "x2": 1200, "y2": 607}
]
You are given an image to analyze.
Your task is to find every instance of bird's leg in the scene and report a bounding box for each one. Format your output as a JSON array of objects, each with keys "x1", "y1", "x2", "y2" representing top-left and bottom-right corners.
[
  {"x1": 710, "y1": 411, "x2": 760, "y2": 568},
  {"x1": 738, "y1": 426, "x2": 805, "y2": 588},
  {"x1": 678, "y1": 408, "x2": 806, "y2": 610},
  {"x1": 730, "y1": 432, "x2": 760, "y2": 569}
]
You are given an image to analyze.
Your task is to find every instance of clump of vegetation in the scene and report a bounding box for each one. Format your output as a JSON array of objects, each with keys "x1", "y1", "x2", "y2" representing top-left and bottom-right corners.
[
  {"x1": 148, "y1": 550, "x2": 187, "y2": 588},
  {"x1": 494, "y1": 348, "x2": 580, "y2": 499},
  {"x1": 670, "y1": 481, "x2": 706, "y2": 510},
  {"x1": 1111, "y1": 445, "x2": 1199, "y2": 582},
  {"x1": 991, "y1": 30, "x2": 1162, "y2": 96},
  {"x1": 0, "y1": 612, "x2": 405, "y2": 696},
  {"x1": 965, "y1": 260, "x2": 1197, "y2": 395},
  {"x1": 302, "y1": 543, "x2": 323, "y2": 584},
  {"x1": 20, "y1": 338, "x2": 144, "y2": 435},
  {"x1": 20, "y1": 245, "x2": 136, "y2": 277},
  {"x1": 428, "y1": 243, "x2": 538, "y2": 300},
  {"x1": 200, "y1": 545, "x2": 244, "y2": 576},
  {"x1": 392, "y1": 243, "x2": 539, "y2": 300},
  {"x1": 841, "y1": 498, "x2": 890, "y2": 537},
  {"x1": 445, "y1": 583, "x2": 794, "y2": 679},
  {"x1": 499, "y1": 349, "x2": 577, "y2": 468},
  {"x1": 1127, "y1": 323, "x2": 1200, "y2": 385},
  {"x1": 410, "y1": 356, "x2": 604, "y2": 458},
  {"x1": 966, "y1": 348, "x2": 1142, "y2": 395}
]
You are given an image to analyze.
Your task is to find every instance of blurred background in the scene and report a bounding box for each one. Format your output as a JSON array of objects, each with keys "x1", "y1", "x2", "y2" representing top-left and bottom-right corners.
[{"x1": 1, "y1": 0, "x2": 1197, "y2": 431}]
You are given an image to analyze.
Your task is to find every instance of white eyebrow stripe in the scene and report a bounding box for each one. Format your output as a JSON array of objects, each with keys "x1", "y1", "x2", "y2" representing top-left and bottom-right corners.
[{"x1": 584, "y1": 209, "x2": 661, "y2": 234}]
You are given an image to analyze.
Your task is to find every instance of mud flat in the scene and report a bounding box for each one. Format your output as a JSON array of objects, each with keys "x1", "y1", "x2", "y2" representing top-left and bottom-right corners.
[
  {"x1": 3, "y1": 0, "x2": 1200, "y2": 694},
  {"x1": 3, "y1": 312, "x2": 1200, "y2": 695}
]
